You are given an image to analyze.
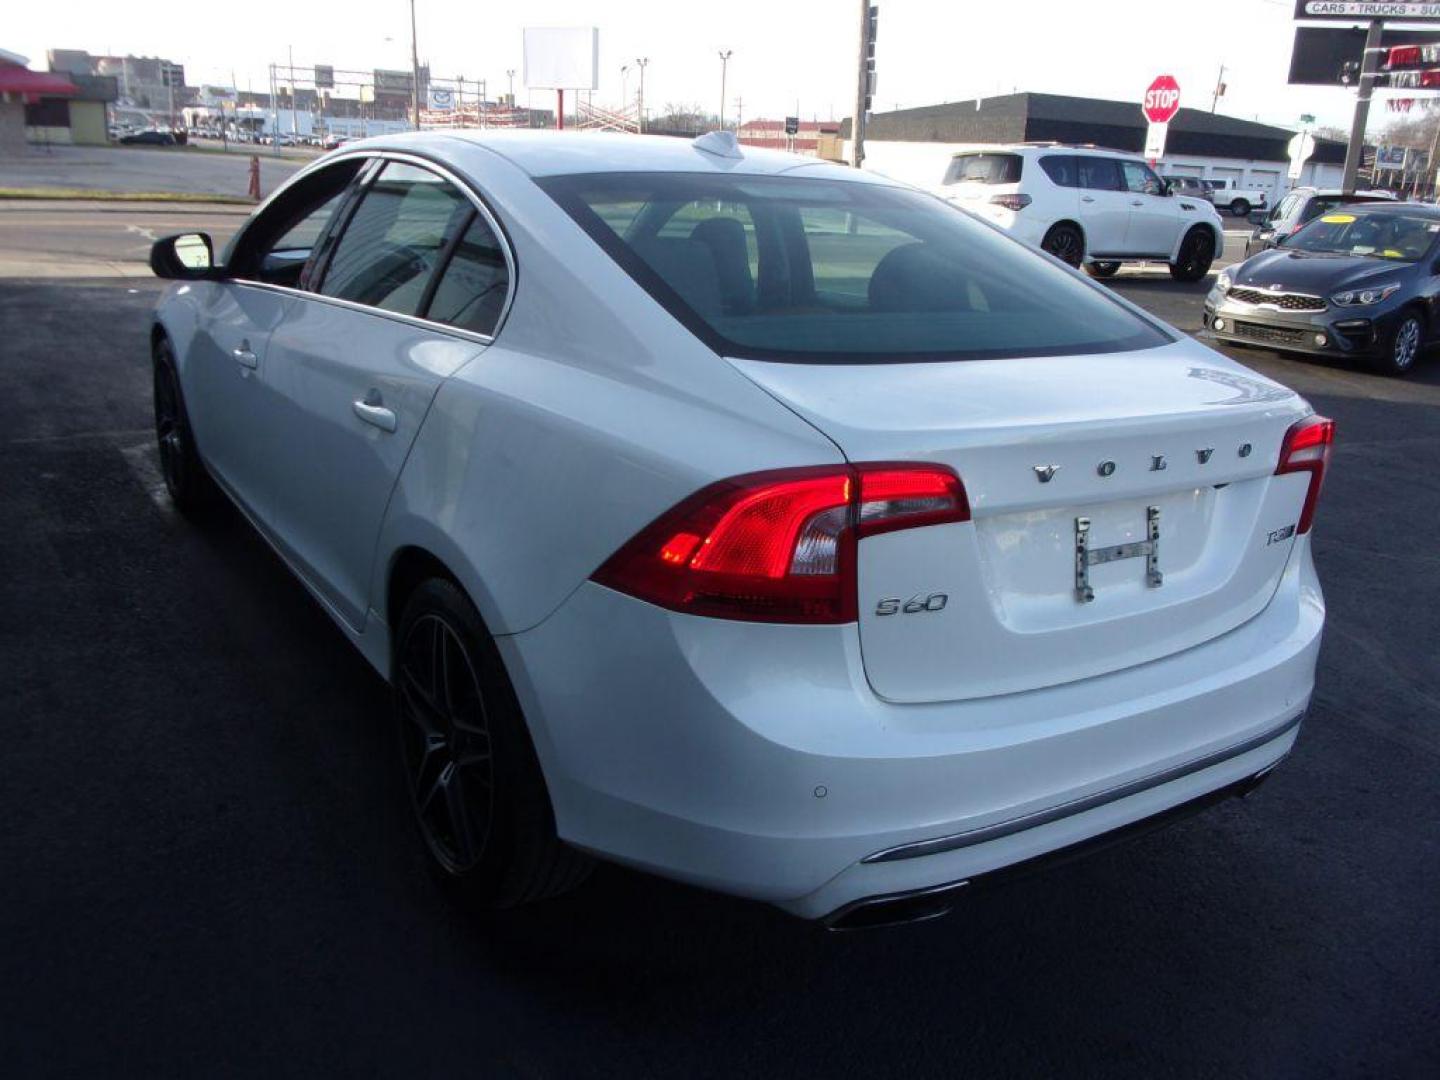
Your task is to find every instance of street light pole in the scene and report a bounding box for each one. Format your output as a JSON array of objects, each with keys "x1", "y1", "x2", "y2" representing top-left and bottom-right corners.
[
  {"x1": 506, "y1": 68, "x2": 516, "y2": 104},
  {"x1": 718, "y1": 50, "x2": 732, "y2": 130},
  {"x1": 409, "y1": 0, "x2": 422, "y2": 131},
  {"x1": 635, "y1": 57, "x2": 648, "y2": 132},
  {"x1": 621, "y1": 64, "x2": 629, "y2": 111}
]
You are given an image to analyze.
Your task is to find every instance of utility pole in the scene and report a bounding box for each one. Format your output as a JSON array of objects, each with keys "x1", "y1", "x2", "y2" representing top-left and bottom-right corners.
[
  {"x1": 506, "y1": 68, "x2": 515, "y2": 104},
  {"x1": 718, "y1": 50, "x2": 732, "y2": 129},
  {"x1": 289, "y1": 45, "x2": 298, "y2": 138},
  {"x1": 1341, "y1": 20, "x2": 1383, "y2": 194},
  {"x1": 850, "y1": 1, "x2": 874, "y2": 168},
  {"x1": 1210, "y1": 63, "x2": 1226, "y2": 114},
  {"x1": 635, "y1": 57, "x2": 648, "y2": 132},
  {"x1": 735, "y1": 96, "x2": 743, "y2": 137},
  {"x1": 409, "y1": 0, "x2": 422, "y2": 131},
  {"x1": 621, "y1": 64, "x2": 629, "y2": 112},
  {"x1": 269, "y1": 62, "x2": 281, "y2": 157}
]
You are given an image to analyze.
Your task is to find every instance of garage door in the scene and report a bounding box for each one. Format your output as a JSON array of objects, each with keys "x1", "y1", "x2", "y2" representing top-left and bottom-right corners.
[{"x1": 1250, "y1": 170, "x2": 1281, "y2": 198}]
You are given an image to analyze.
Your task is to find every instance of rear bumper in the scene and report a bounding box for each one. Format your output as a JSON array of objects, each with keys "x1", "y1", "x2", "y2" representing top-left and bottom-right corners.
[{"x1": 498, "y1": 541, "x2": 1323, "y2": 921}]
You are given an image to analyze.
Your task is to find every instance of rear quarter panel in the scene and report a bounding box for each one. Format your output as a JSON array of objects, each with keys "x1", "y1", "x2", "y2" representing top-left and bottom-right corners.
[{"x1": 371, "y1": 143, "x2": 843, "y2": 641}]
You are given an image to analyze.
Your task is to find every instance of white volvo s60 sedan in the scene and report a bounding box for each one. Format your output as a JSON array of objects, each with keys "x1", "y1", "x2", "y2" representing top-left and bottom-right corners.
[{"x1": 148, "y1": 129, "x2": 1328, "y2": 928}]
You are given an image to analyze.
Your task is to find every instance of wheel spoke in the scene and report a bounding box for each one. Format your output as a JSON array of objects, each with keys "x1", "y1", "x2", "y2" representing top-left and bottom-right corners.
[{"x1": 441, "y1": 764, "x2": 479, "y2": 868}]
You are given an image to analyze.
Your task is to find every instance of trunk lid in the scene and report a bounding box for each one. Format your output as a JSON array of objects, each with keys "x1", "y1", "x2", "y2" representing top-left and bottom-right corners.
[{"x1": 728, "y1": 339, "x2": 1312, "y2": 703}]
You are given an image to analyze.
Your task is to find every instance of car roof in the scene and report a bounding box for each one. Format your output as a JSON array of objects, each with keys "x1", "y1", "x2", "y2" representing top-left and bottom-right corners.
[
  {"x1": 951, "y1": 143, "x2": 1136, "y2": 159},
  {"x1": 1331, "y1": 200, "x2": 1440, "y2": 217},
  {"x1": 352, "y1": 128, "x2": 881, "y2": 182}
]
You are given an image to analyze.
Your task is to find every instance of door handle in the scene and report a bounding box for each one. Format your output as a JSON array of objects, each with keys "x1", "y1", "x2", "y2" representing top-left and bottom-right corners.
[
  {"x1": 232, "y1": 345, "x2": 258, "y2": 369},
  {"x1": 1081, "y1": 195, "x2": 1096, "y2": 203},
  {"x1": 352, "y1": 391, "x2": 397, "y2": 433},
  {"x1": 1131, "y1": 199, "x2": 1145, "y2": 206}
]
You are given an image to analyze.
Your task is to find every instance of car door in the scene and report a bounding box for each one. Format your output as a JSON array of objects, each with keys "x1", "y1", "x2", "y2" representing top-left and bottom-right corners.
[
  {"x1": 258, "y1": 157, "x2": 510, "y2": 630},
  {"x1": 184, "y1": 159, "x2": 364, "y2": 518},
  {"x1": 1119, "y1": 160, "x2": 1181, "y2": 256},
  {"x1": 1074, "y1": 157, "x2": 1129, "y2": 255}
]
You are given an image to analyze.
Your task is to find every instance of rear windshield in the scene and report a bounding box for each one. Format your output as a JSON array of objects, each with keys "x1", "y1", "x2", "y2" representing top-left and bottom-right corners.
[
  {"x1": 538, "y1": 171, "x2": 1172, "y2": 364},
  {"x1": 942, "y1": 153, "x2": 1023, "y2": 186}
]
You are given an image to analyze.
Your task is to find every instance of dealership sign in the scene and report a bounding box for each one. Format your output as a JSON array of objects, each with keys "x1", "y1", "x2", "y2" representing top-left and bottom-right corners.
[{"x1": 1295, "y1": 2, "x2": 1440, "y2": 18}]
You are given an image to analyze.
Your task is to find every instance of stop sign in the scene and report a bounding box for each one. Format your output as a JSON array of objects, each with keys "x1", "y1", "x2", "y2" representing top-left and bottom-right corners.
[{"x1": 1142, "y1": 75, "x2": 1181, "y2": 124}]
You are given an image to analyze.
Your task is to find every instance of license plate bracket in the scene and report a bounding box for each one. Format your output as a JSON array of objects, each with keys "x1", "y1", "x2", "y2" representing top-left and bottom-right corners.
[{"x1": 1075, "y1": 506, "x2": 1162, "y2": 603}]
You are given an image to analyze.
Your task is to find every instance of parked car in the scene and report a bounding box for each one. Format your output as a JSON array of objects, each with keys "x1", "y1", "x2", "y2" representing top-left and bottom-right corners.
[
  {"x1": 938, "y1": 145, "x2": 1225, "y2": 281},
  {"x1": 1206, "y1": 201, "x2": 1439, "y2": 375},
  {"x1": 1164, "y1": 174, "x2": 1211, "y2": 202},
  {"x1": 119, "y1": 129, "x2": 176, "y2": 146},
  {"x1": 1205, "y1": 178, "x2": 1270, "y2": 217},
  {"x1": 1245, "y1": 187, "x2": 1397, "y2": 258},
  {"x1": 147, "y1": 130, "x2": 1327, "y2": 927}
]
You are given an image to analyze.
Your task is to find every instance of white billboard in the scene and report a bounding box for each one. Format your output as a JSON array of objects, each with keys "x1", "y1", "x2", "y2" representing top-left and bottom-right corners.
[{"x1": 523, "y1": 27, "x2": 599, "y2": 90}]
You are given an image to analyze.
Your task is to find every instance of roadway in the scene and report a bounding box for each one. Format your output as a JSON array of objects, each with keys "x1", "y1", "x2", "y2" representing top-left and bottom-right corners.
[{"x1": 0, "y1": 204, "x2": 1437, "y2": 1078}]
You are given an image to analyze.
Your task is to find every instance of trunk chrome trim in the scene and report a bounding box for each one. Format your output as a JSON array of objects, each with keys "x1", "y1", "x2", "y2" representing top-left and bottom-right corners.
[{"x1": 860, "y1": 710, "x2": 1304, "y2": 864}]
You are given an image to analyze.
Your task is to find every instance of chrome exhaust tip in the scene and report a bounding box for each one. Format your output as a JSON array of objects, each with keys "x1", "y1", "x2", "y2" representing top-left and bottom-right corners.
[{"x1": 822, "y1": 879, "x2": 970, "y2": 932}]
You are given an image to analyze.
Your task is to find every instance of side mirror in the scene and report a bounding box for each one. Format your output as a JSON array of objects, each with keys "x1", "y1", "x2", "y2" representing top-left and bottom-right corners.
[
  {"x1": 1159, "y1": 182, "x2": 1173, "y2": 197},
  {"x1": 1248, "y1": 210, "x2": 1268, "y2": 226},
  {"x1": 150, "y1": 232, "x2": 215, "y2": 280}
]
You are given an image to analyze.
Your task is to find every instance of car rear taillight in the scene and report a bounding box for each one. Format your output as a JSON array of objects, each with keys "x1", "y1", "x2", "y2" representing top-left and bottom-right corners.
[
  {"x1": 592, "y1": 464, "x2": 969, "y2": 623},
  {"x1": 1275, "y1": 415, "x2": 1334, "y2": 534},
  {"x1": 988, "y1": 193, "x2": 1032, "y2": 212}
]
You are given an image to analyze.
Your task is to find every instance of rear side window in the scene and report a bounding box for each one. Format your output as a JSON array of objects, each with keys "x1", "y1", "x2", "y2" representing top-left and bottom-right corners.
[
  {"x1": 943, "y1": 153, "x2": 1022, "y2": 186},
  {"x1": 1077, "y1": 157, "x2": 1122, "y2": 191},
  {"x1": 319, "y1": 161, "x2": 472, "y2": 316},
  {"x1": 1039, "y1": 155, "x2": 1078, "y2": 188},
  {"x1": 424, "y1": 213, "x2": 511, "y2": 335},
  {"x1": 539, "y1": 171, "x2": 1171, "y2": 364}
]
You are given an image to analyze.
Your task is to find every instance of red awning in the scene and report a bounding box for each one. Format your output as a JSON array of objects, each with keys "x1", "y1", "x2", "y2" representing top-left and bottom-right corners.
[{"x1": 0, "y1": 65, "x2": 80, "y2": 103}]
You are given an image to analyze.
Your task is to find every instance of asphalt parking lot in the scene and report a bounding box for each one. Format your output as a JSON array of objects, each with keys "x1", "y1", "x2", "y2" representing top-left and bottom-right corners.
[{"x1": 2, "y1": 224, "x2": 1438, "y2": 1075}]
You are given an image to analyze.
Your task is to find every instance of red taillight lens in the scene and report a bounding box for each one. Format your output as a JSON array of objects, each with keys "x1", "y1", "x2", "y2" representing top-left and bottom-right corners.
[
  {"x1": 592, "y1": 463, "x2": 969, "y2": 623},
  {"x1": 1275, "y1": 415, "x2": 1334, "y2": 535},
  {"x1": 989, "y1": 193, "x2": 1032, "y2": 211}
]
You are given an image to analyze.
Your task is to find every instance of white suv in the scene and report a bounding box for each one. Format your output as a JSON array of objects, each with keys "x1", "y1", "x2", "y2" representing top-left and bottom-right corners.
[{"x1": 938, "y1": 145, "x2": 1225, "y2": 282}]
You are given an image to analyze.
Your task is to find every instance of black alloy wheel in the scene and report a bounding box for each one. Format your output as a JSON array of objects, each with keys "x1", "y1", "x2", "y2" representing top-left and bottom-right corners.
[
  {"x1": 393, "y1": 578, "x2": 593, "y2": 906},
  {"x1": 152, "y1": 337, "x2": 215, "y2": 514},
  {"x1": 1084, "y1": 261, "x2": 1121, "y2": 279},
  {"x1": 1230, "y1": 198, "x2": 1251, "y2": 218},
  {"x1": 1169, "y1": 228, "x2": 1216, "y2": 282},
  {"x1": 1042, "y1": 224, "x2": 1085, "y2": 268},
  {"x1": 397, "y1": 611, "x2": 497, "y2": 875}
]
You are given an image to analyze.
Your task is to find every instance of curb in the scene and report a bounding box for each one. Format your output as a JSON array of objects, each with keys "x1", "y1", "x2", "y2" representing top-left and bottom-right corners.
[{"x1": 0, "y1": 189, "x2": 256, "y2": 207}]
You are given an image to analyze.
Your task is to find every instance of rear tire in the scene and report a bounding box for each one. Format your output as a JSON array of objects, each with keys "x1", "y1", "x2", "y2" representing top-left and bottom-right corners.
[
  {"x1": 1230, "y1": 198, "x2": 1251, "y2": 217},
  {"x1": 1041, "y1": 223, "x2": 1085, "y2": 268},
  {"x1": 152, "y1": 335, "x2": 217, "y2": 517},
  {"x1": 1084, "y1": 261, "x2": 1121, "y2": 279},
  {"x1": 1371, "y1": 311, "x2": 1425, "y2": 377},
  {"x1": 1169, "y1": 228, "x2": 1216, "y2": 282},
  {"x1": 393, "y1": 578, "x2": 593, "y2": 908}
]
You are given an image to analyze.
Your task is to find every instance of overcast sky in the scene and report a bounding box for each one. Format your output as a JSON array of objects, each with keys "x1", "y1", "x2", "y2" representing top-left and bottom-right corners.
[{"x1": 3, "y1": 0, "x2": 1399, "y2": 132}]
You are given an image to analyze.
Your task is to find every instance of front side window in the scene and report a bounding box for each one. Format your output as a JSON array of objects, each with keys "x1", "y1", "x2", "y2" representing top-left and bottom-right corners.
[
  {"x1": 1121, "y1": 161, "x2": 1164, "y2": 196},
  {"x1": 319, "y1": 161, "x2": 472, "y2": 316},
  {"x1": 1077, "y1": 157, "x2": 1122, "y2": 192},
  {"x1": 943, "y1": 153, "x2": 1023, "y2": 186},
  {"x1": 539, "y1": 171, "x2": 1171, "y2": 364},
  {"x1": 225, "y1": 158, "x2": 365, "y2": 287}
]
